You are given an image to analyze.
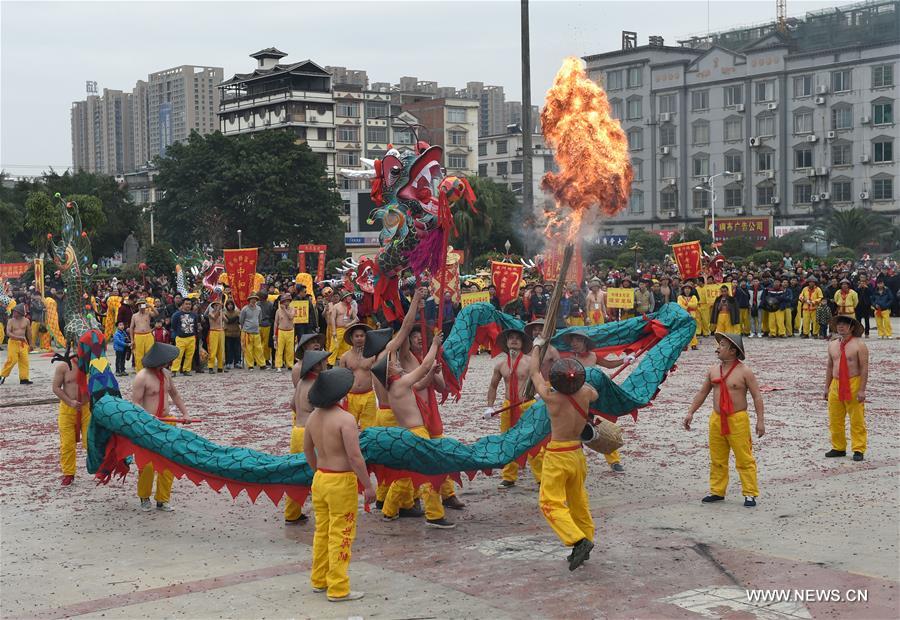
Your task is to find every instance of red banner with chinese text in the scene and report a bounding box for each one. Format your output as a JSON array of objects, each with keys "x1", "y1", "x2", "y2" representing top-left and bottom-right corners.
[
  {"x1": 704, "y1": 216, "x2": 772, "y2": 248},
  {"x1": 672, "y1": 241, "x2": 702, "y2": 280},
  {"x1": 224, "y1": 248, "x2": 258, "y2": 308},
  {"x1": 297, "y1": 244, "x2": 327, "y2": 281},
  {"x1": 431, "y1": 251, "x2": 461, "y2": 304},
  {"x1": 34, "y1": 259, "x2": 45, "y2": 297},
  {"x1": 542, "y1": 239, "x2": 583, "y2": 285},
  {"x1": 652, "y1": 230, "x2": 678, "y2": 244},
  {"x1": 0, "y1": 262, "x2": 29, "y2": 279},
  {"x1": 491, "y1": 261, "x2": 524, "y2": 307}
]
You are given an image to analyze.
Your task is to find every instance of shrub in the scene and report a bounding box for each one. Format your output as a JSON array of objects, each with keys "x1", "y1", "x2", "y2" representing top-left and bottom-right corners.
[
  {"x1": 615, "y1": 251, "x2": 638, "y2": 269},
  {"x1": 827, "y1": 246, "x2": 856, "y2": 262},
  {"x1": 275, "y1": 259, "x2": 295, "y2": 275},
  {"x1": 746, "y1": 250, "x2": 783, "y2": 266},
  {"x1": 145, "y1": 242, "x2": 175, "y2": 277}
]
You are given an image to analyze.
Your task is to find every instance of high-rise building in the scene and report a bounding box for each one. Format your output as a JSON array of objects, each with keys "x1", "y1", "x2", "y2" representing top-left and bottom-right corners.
[
  {"x1": 131, "y1": 80, "x2": 150, "y2": 168},
  {"x1": 148, "y1": 65, "x2": 223, "y2": 159},
  {"x1": 71, "y1": 95, "x2": 101, "y2": 174},
  {"x1": 478, "y1": 124, "x2": 556, "y2": 206},
  {"x1": 401, "y1": 98, "x2": 479, "y2": 175},
  {"x1": 582, "y1": 0, "x2": 899, "y2": 238},
  {"x1": 464, "y1": 82, "x2": 507, "y2": 137},
  {"x1": 71, "y1": 88, "x2": 133, "y2": 175},
  {"x1": 503, "y1": 101, "x2": 541, "y2": 133}
]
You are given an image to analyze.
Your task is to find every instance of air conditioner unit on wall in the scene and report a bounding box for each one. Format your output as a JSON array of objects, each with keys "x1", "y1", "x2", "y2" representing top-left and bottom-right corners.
[
  {"x1": 861, "y1": 115, "x2": 871, "y2": 125},
  {"x1": 659, "y1": 112, "x2": 671, "y2": 123},
  {"x1": 736, "y1": 104, "x2": 745, "y2": 113},
  {"x1": 806, "y1": 134, "x2": 818, "y2": 143},
  {"x1": 815, "y1": 167, "x2": 829, "y2": 176},
  {"x1": 764, "y1": 170, "x2": 775, "y2": 180},
  {"x1": 859, "y1": 191, "x2": 870, "y2": 201},
  {"x1": 812, "y1": 194, "x2": 821, "y2": 203},
  {"x1": 814, "y1": 96, "x2": 826, "y2": 105},
  {"x1": 767, "y1": 103, "x2": 778, "y2": 111},
  {"x1": 667, "y1": 178, "x2": 677, "y2": 186},
  {"x1": 749, "y1": 136, "x2": 762, "y2": 147},
  {"x1": 860, "y1": 154, "x2": 871, "y2": 163},
  {"x1": 703, "y1": 209, "x2": 711, "y2": 216},
  {"x1": 816, "y1": 85, "x2": 829, "y2": 95},
  {"x1": 734, "y1": 172, "x2": 743, "y2": 182},
  {"x1": 820, "y1": 192, "x2": 831, "y2": 201},
  {"x1": 736, "y1": 208, "x2": 746, "y2": 215},
  {"x1": 770, "y1": 196, "x2": 780, "y2": 205},
  {"x1": 826, "y1": 131, "x2": 836, "y2": 140},
  {"x1": 659, "y1": 146, "x2": 671, "y2": 155},
  {"x1": 668, "y1": 211, "x2": 678, "y2": 219}
]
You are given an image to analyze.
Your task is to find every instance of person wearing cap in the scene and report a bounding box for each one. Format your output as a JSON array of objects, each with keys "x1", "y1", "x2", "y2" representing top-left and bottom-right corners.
[
  {"x1": 528, "y1": 343, "x2": 598, "y2": 571},
  {"x1": 129, "y1": 300, "x2": 158, "y2": 373},
  {"x1": 284, "y1": 349, "x2": 331, "y2": 524},
  {"x1": 683, "y1": 332, "x2": 764, "y2": 507},
  {"x1": 132, "y1": 343, "x2": 190, "y2": 512},
  {"x1": 292, "y1": 333, "x2": 326, "y2": 387},
  {"x1": 0, "y1": 306, "x2": 32, "y2": 385},
  {"x1": 872, "y1": 280, "x2": 894, "y2": 339},
  {"x1": 327, "y1": 291, "x2": 358, "y2": 366},
  {"x1": 824, "y1": 315, "x2": 869, "y2": 461},
  {"x1": 677, "y1": 284, "x2": 700, "y2": 350},
  {"x1": 239, "y1": 293, "x2": 266, "y2": 370},
  {"x1": 834, "y1": 278, "x2": 858, "y2": 318},
  {"x1": 170, "y1": 299, "x2": 200, "y2": 376},
  {"x1": 799, "y1": 276, "x2": 823, "y2": 338},
  {"x1": 585, "y1": 278, "x2": 606, "y2": 325},
  {"x1": 51, "y1": 351, "x2": 91, "y2": 486},
  {"x1": 710, "y1": 285, "x2": 740, "y2": 335},
  {"x1": 338, "y1": 322, "x2": 377, "y2": 428},
  {"x1": 273, "y1": 295, "x2": 298, "y2": 372},
  {"x1": 633, "y1": 278, "x2": 654, "y2": 315},
  {"x1": 206, "y1": 297, "x2": 226, "y2": 373},
  {"x1": 305, "y1": 368, "x2": 377, "y2": 601}
]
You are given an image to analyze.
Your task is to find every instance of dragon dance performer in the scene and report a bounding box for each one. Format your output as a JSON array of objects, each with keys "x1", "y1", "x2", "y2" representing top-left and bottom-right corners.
[
  {"x1": 285, "y1": 349, "x2": 331, "y2": 524},
  {"x1": 0, "y1": 306, "x2": 32, "y2": 385},
  {"x1": 585, "y1": 278, "x2": 606, "y2": 325},
  {"x1": 292, "y1": 333, "x2": 326, "y2": 386},
  {"x1": 677, "y1": 283, "x2": 700, "y2": 350},
  {"x1": 51, "y1": 354, "x2": 90, "y2": 485},
  {"x1": 528, "y1": 344, "x2": 597, "y2": 571},
  {"x1": 374, "y1": 332, "x2": 456, "y2": 529},
  {"x1": 305, "y1": 367, "x2": 376, "y2": 602},
  {"x1": 132, "y1": 343, "x2": 190, "y2": 512},
  {"x1": 129, "y1": 301, "x2": 158, "y2": 373},
  {"x1": 240, "y1": 293, "x2": 267, "y2": 370},
  {"x1": 824, "y1": 315, "x2": 869, "y2": 461},
  {"x1": 328, "y1": 291, "x2": 358, "y2": 366},
  {"x1": 206, "y1": 297, "x2": 226, "y2": 373},
  {"x1": 273, "y1": 294, "x2": 297, "y2": 372},
  {"x1": 798, "y1": 276, "x2": 823, "y2": 338},
  {"x1": 339, "y1": 322, "x2": 376, "y2": 429},
  {"x1": 683, "y1": 333, "x2": 764, "y2": 507}
]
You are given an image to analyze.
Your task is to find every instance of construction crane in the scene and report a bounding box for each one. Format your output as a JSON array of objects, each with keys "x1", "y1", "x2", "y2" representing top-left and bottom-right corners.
[{"x1": 776, "y1": 0, "x2": 788, "y2": 33}]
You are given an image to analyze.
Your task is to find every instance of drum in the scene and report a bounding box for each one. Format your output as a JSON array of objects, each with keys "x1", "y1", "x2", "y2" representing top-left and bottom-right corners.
[{"x1": 581, "y1": 419, "x2": 624, "y2": 455}]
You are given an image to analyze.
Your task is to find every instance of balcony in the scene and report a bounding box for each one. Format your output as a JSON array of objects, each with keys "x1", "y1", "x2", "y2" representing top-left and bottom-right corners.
[{"x1": 219, "y1": 89, "x2": 333, "y2": 113}]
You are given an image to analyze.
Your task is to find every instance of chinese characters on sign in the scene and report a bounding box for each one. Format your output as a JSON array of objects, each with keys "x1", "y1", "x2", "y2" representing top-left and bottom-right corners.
[
  {"x1": 297, "y1": 244, "x2": 328, "y2": 282},
  {"x1": 0, "y1": 263, "x2": 29, "y2": 279},
  {"x1": 606, "y1": 288, "x2": 635, "y2": 309},
  {"x1": 704, "y1": 216, "x2": 773, "y2": 248},
  {"x1": 672, "y1": 241, "x2": 702, "y2": 280},
  {"x1": 461, "y1": 291, "x2": 491, "y2": 307},
  {"x1": 543, "y1": 240, "x2": 583, "y2": 285},
  {"x1": 223, "y1": 248, "x2": 259, "y2": 308},
  {"x1": 490, "y1": 261, "x2": 524, "y2": 307}
]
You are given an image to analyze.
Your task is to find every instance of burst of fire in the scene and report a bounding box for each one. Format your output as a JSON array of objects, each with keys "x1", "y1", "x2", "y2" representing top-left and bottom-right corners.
[{"x1": 541, "y1": 57, "x2": 633, "y2": 242}]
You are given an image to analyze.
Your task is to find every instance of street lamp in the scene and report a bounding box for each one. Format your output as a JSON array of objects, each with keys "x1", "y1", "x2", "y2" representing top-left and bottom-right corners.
[
  {"x1": 693, "y1": 170, "x2": 733, "y2": 247},
  {"x1": 237, "y1": 229, "x2": 242, "y2": 249},
  {"x1": 504, "y1": 239, "x2": 511, "y2": 258},
  {"x1": 628, "y1": 242, "x2": 643, "y2": 269}
]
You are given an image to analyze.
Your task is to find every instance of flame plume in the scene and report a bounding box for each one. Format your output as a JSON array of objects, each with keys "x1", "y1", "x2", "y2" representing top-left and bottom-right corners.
[{"x1": 541, "y1": 57, "x2": 633, "y2": 241}]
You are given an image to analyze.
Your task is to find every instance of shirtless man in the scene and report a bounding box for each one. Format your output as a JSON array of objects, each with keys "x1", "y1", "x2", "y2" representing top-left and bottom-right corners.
[
  {"x1": 292, "y1": 333, "x2": 325, "y2": 387},
  {"x1": 524, "y1": 320, "x2": 560, "y2": 377},
  {"x1": 338, "y1": 323, "x2": 376, "y2": 429},
  {"x1": 374, "y1": 332, "x2": 455, "y2": 528},
  {"x1": 129, "y1": 301, "x2": 158, "y2": 373},
  {"x1": 0, "y1": 306, "x2": 32, "y2": 385},
  {"x1": 487, "y1": 328, "x2": 539, "y2": 489},
  {"x1": 304, "y1": 368, "x2": 376, "y2": 602},
  {"x1": 131, "y1": 342, "x2": 190, "y2": 512},
  {"x1": 529, "y1": 342, "x2": 598, "y2": 571},
  {"x1": 52, "y1": 356, "x2": 90, "y2": 485},
  {"x1": 207, "y1": 298, "x2": 226, "y2": 373},
  {"x1": 585, "y1": 279, "x2": 607, "y2": 325},
  {"x1": 273, "y1": 295, "x2": 298, "y2": 372},
  {"x1": 327, "y1": 291, "x2": 358, "y2": 366},
  {"x1": 285, "y1": 349, "x2": 331, "y2": 525},
  {"x1": 824, "y1": 315, "x2": 869, "y2": 461},
  {"x1": 683, "y1": 332, "x2": 764, "y2": 507}
]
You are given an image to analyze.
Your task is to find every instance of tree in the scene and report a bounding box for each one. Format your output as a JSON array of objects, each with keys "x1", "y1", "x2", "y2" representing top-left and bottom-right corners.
[
  {"x1": 465, "y1": 177, "x2": 521, "y2": 257},
  {"x1": 0, "y1": 199, "x2": 23, "y2": 259},
  {"x1": 451, "y1": 194, "x2": 491, "y2": 272},
  {"x1": 815, "y1": 207, "x2": 892, "y2": 252},
  {"x1": 765, "y1": 230, "x2": 807, "y2": 255},
  {"x1": 154, "y1": 130, "x2": 345, "y2": 258},
  {"x1": 720, "y1": 236, "x2": 757, "y2": 258},
  {"x1": 24, "y1": 192, "x2": 56, "y2": 251},
  {"x1": 145, "y1": 241, "x2": 175, "y2": 277},
  {"x1": 675, "y1": 226, "x2": 713, "y2": 251},
  {"x1": 625, "y1": 230, "x2": 666, "y2": 261}
]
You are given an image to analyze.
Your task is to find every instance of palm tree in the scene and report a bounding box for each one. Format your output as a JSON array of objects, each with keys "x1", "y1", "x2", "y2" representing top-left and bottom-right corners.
[
  {"x1": 451, "y1": 195, "x2": 492, "y2": 271},
  {"x1": 816, "y1": 207, "x2": 891, "y2": 251}
]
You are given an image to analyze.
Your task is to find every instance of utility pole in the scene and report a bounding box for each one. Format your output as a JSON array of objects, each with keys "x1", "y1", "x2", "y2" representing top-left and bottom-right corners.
[{"x1": 521, "y1": 0, "x2": 534, "y2": 217}]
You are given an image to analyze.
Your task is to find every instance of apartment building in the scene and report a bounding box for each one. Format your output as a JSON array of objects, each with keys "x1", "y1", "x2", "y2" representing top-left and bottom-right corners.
[
  {"x1": 71, "y1": 88, "x2": 133, "y2": 176},
  {"x1": 478, "y1": 125, "x2": 556, "y2": 206},
  {"x1": 401, "y1": 98, "x2": 480, "y2": 176},
  {"x1": 148, "y1": 65, "x2": 223, "y2": 159}
]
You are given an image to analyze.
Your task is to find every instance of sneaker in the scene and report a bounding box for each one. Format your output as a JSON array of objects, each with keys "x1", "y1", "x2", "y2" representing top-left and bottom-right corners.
[
  {"x1": 156, "y1": 502, "x2": 174, "y2": 512},
  {"x1": 498, "y1": 480, "x2": 515, "y2": 489},
  {"x1": 140, "y1": 498, "x2": 152, "y2": 512},
  {"x1": 743, "y1": 496, "x2": 757, "y2": 507},
  {"x1": 61, "y1": 475, "x2": 74, "y2": 486},
  {"x1": 568, "y1": 538, "x2": 594, "y2": 571},
  {"x1": 0, "y1": 377, "x2": 5, "y2": 385},
  {"x1": 426, "y1": 517, "x2": 456, "y2": 529},
  {"x1": 701, "y1": 494, "x2": 725, "y2": 503},
  {"x1": 285, "y1": 514, "x2": 308, "y2": 524},
  {"x1": 442, "y1": 495, "x2": 466, "y2": 510},
  {"x1": 328, "y1": 591, "x2": 365, "y2": 602},
  {"x1": 208, "y1": 368, "x2": 215, "y2": 374},
  {"x1": 825, "y1": 449, "x2": 847, "y2": 458},
  {"x1": 398, "y1": 506, "x2": 424, "y2": 518},
  {"x1": 312, "y1": 586, "x2": 327, "y2": 594},
  {"x1": 852, "y1": 451, "x2": 864, "y2": 462},
  {"x1": 20, "y1": 379, "x2": 33, "y2": 385},
  {"x1": 382, "y1": 513, "x2": 399, "y2": 522},
  {"x1": 217, "y1": 368, "x2": 224, "y2": 373},
  {"x1": 225, "y1": 364, "x2": 233, "y2": 370},
  {"x1": 610, "y1": 463, "x2": 625, "y2": 473},
  {"x1": 276, "y1": 367, "x2": 283, "y2": 373}
]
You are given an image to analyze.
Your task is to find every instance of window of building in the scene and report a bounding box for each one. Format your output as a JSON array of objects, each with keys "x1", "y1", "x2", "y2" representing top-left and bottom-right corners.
[
  {"x1": 659, "y1": 124, "x2": 676, "y2": 146},
  {"x1": 338, "y1": 151, "x2": 359, "y2": 166},
  {"x1": 478, "y1": 163, "x2": 488, "y2": 176},
  {"x1": 692, "y1": 155, "x2": 709, "y2": 177},
  {"x1": 692, "y1": 189, "x2": 710, "y2": 212},
  {"x1": 496, "y1": 140, "x2": 508, "y2": 154},
  {"x1": 606, "y1": 70, "x2": 623, "y2": 90},
  {"x1": 626, "y1": 96, "x2": 642, "y2": 120},
  {"x1": 793, "y1": 75, "x2": 813, "y2": 98},
  {"x1": 449, "y1": 130, "x2": 467, "y2": 146},
  {"x1": 660, "y1": 189, "x2": 677, "y2": 213},
  {"x1": 366, "y1": 126, "x2": 388, "y2": 143},
  {"x1": 756, "y1": 115, "x2": 775, "y2": 137},
  {"x1": 795, "y1": 147, "x2": 813, "y2": 169},
  {"x1": 627, "y1": 128, "x2": 643, "y2": 150},
  {"x1": 337, "y1": 126, "x2": 358, "y2": 142},
  {"x1": 511, "y1": 182, "x2": 523, "y2": 193},
  {"x1": 831, "y1": 105, "x2": 853, "y2": 130},
  {"x1": 873, "y1": 100, "x2": 893, "y2": 125},
  {"x1": 872, "y1": 64, "x2": 894, "y2": 88},
  {"x1": 755, "y1": 80, "x2": 775, "y2": 102},
  {"x1": 724, "y1": 116, "x2": 743, "y2": 141},
  {"x1": 757, "y1": 150, "x2": 773, "y2": 172},
  {"x1": 831, "y1": 69, "x2": 851, "y2": 93},
  {"x1": 661, "y1": 157, "x2": 677, "y2": 178},
  {"x1": 793, "y1": 110, "x2": 812, "y2": 133},
  {"x1": 627, "y1": 66, "x2": 642, "y2": 88},
  {"x1": 511, "y1": 159, "x2": 523, "y2": 174},
  {"x1": 873, "y1": 176, "x2": 893, "y2": 200},
  {"x1": 874, "y1": 138, "x2": 894, "y2": 163},
  {"x1": 692, "y1": 121, "x2": 709, "y2": 145},
  {"x1": 497, "y1": 161, "x2": 508, "y2": 175},
  {"x1": 448, "y1": 153, "x2": 468, "y2": 169},
  {"x1": 724, "y1": 85, "x2": 743, "y2": 107},
  {"x1": 478, "y1": 143, "x2": 487, "y2": 156},
  {"x1": 366, "y1": 148, "x2": 386, "y2": 159},
  {"x1": 393, "y1": 128, "x2": 414, "y2": 144},
  {"x1": 544, "y1": 155, "x2": 558, "y2": 173},
  {"x1": 756, "y1": 184, "x2": 775, "y2": 206},
  {"x1": 794, "y1": 183, "x2": 812, "y2": 204},
  {"x1": 610, "y1": 99, "x2": 623, "y2": 120},
  {"x1": 447, "y1": 107, "x2": 468, "y2": 123},
  {"x1": 691, "y1": 90, "x2": 709, "y2": 111},
  {"x1": 832, "y1": 142, "x2": 852, "y2": 166},
  {"x1": 831, "y1": 179, "x2": 852, "y2": 202},
  {"x1": 628, "y1": 190, "x2": 644, "y2": 214},
  {"x1": 659, "y1": 94, "x2": 677, "y2": 115},
  {"x1": 336, "y1": 102, "x2": 359, "y2": 117},
  {"x1": 724, "y1": 186, "x2": 742, "y2": 208},
  {"x1": 632, "y1": 158, "x2": 643, "y2": 181},
  {"x1": 366, "y1": 101, "x2": 389, "y2": 118},
  {"x1": 725, "y1": 152, "x2": 742, "y2": 174}
]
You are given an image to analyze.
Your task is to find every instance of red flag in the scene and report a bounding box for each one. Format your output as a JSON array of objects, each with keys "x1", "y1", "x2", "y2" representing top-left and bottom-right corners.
[
  {"x1": 491, "y1": 261, "x2": 524, "y2": 307},
  {"x1": 224, "y1": 248, "x2": 258, "y2": 308},
  {"x1": 672, "y1": 241, "x2": 702, "y2": 280},
  {"x1": 542, "y1": 239, "x2": 583, "y2": 285}
]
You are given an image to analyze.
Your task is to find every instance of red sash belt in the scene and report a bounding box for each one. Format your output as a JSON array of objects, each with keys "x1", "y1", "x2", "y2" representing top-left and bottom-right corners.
[{"x1": 318, "y1": 467, "x2": 352, "y2": 474}]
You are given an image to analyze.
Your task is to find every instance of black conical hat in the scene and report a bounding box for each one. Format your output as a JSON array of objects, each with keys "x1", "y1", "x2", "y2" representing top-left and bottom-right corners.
[
  {"x1": 308, "y1": 368, "x2": 355, "y2": 408},
  {"x1": 142, "y1": 342, "x2": 179, "y2": 369},
  {"x1": 364, "y1": 328, "x2": 393, "y2": 359},
  {"x1": 299, "y1": 350, "x2": 331, "y2": 379},
  {"x1": 371, "y1": 354, "x2": 389, "y2": 387}
]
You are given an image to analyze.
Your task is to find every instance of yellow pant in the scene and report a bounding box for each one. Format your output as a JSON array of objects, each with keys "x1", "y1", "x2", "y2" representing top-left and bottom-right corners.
[
  {"x1": 801, "y1": 310, "x2": 819, "y2": 336},
  {"x1": 346, "y1": 390, "x2": 377, "y2": 429},
  {"x1": 310, "y1": 470, "x2": 358, "y2": 598},
  {"x1": 207, "y1": 330, "x2": 225, "y2": 369},
  {"x1": 739, "y1": 308, "x2": 751, "y2": 335},
  {"x1": 328, "y1": 327, "x2": 351, "y2": 366},
  {"x1": 284, "y1": 426, "x2": 306, "y2": 521},
  {"x1": 374, "y1": 407, "x2": 396, "y2": 502},
  {"x1": 59, "y1": 401, "x2": 91, "y2": 475},
  {"x1": 588, "y1": 310, "x2": 605, "y2": 325},
  {"x1": 715, "y1": 313, "x2": 739, "y2": 335},
  {"x1": 430, "y1": 433, "x2": 457, "y2": 499},
  {"x1": 31, "y1": 322, "x2": 45, "y2": 350},
  {"x1": 708, "y1": 410, "x2": 759, "y2": 497},
  {"x1": 260, "y1": 325, "x2": 273, "y2": 361},
  {"x1": 699, "y1": 305, "x2": 712, "y2": 336},
  {"x1": 0, "y1": 322, "x2": 5, "y2": 345},
  {"x1": 567, "y1": 317, "x2": 585, "y2": 326},
  {"x1": 828, "y1": 376, "x2": 866, "y2": 454},
  {"x1": 137, "y1": 463, "x2": 174, "y2": 502},
  {"x1": 242, "y1": 332, "x2": 265, "y2": 368},
  {"x1": 1, "y1": 339, "x2": 29, "y2": 381},
  {"x1": 794, "y1": 304, "x2": 802, "y2": 331},
  {"x1": 604, "y1": 450, "x2": 620, "y2": 465},
  {"x1": 768, "y1": 309, "x2": 787, "y2": 337},
  {"x1": 133, "y1": 332, "x2": 155, "y2": 372},
  {"x1": 539, "y1": 441, "x2": 594, "y2": 547},
  {"x1": 172, "y1": 336, "x2": 195, "y2": 373},
  {"x1": 500, "y1": 399, "x2": 542, "y2": 483},
  {"x1": 785, "y1": 308, "x2": 793, "y2": 333},
  {"x1": 274, "y1": 329, "x2": 295, "y2": 369},
  {"x1": 383, "y1": 426, "x2": 443, "y2": 520},
  {"x1": 687, "y1": 311, "x2": 699, "y2": 347},
  {"x1": 875, "y1": 309, "x2": 892, "y2": 338}
]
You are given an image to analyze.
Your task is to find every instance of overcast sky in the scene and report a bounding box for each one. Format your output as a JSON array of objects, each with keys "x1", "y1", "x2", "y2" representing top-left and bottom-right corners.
[{"x1": 1, "y1": 0, "x2": 839, "y2": 177}]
